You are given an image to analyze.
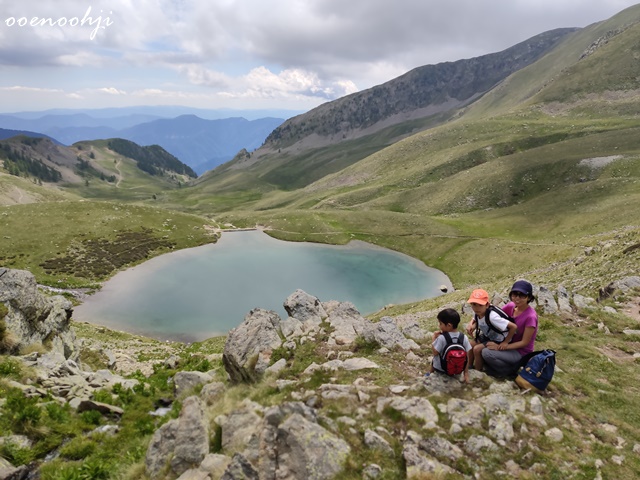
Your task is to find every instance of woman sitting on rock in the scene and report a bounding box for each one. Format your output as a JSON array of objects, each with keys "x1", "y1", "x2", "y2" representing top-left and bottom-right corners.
[{"x1": 481, "y1": 280, "x2": 538, "y2": 378}]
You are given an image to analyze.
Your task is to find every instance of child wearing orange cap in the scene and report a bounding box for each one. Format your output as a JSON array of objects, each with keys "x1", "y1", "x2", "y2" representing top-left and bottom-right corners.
[{"x1": 465, "y1": 289, "x2": 517, "y2": 372}]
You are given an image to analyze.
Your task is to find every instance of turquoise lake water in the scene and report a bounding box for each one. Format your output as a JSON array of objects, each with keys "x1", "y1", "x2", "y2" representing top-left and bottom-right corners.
[{"x1": 73, "y1": 230, "x2": 452, "y2": 342}]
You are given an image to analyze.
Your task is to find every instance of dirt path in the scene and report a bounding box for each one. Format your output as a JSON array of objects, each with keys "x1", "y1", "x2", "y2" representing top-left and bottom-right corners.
[
  {"x1": 115, "y1": 159, "x2": 123, "y2": 187},
  {"x1": 622, "y1": 296, "x2": 640, "y2": 324}
]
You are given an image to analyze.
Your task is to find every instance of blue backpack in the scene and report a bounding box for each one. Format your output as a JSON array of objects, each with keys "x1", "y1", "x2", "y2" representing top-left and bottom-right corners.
[{"x1": 515, "y1": 349, "x2": 556, "y2": 393}]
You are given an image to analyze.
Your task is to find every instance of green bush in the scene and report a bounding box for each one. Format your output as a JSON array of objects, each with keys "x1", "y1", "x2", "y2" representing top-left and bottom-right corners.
[
  {"x1": 45, "y1": 402, "x2": 71, "y2": 423},
  {"x1": 80, "y1": 410, "x2": 103, "y2": 426},
  {"x1": 0, "y1": 356, "x2": 22, "y2": 378},
  {"x1": 181, "y1": 354, "x2": 212, "y2": 372},
  {"x1": 60, "y1": 438, "x2": 97, "y2": 460},
  {"x1": 0, "y1": 441, "x2": 35, "y2": 466},
  {"x1": 2, "y1": 388, "x2": 42, "y2": 434},
  {"x1": 91, "y1": 388, "x2": 116, "y2": 405}
]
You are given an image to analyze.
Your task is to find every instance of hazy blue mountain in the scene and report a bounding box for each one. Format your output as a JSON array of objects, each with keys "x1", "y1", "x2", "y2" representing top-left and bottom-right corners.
[
  {"x1": 44, "y1": 126, "x2": 118, "y2": 145},
  {"x1": 116, "y1": 115, "x2": 285, "y2": 174},
  {"x1": 0, "y1": 110, "x2": 287, "y2": 174},
  {"x1": 0, "y1": 128, "x2": 60, "y2": 143},
  {"x1": 3, "y1": 106, "x2": 304, "y2": 121}
]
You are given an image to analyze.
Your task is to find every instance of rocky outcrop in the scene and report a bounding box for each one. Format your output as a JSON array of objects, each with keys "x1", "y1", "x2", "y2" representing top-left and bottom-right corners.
[
  {"x1": 3, "y1": 279, "x2": 638, "y2": 479},
  {"x1": 0, "y1": 268, "x2": 75, "y2": 357},
  {"x1": 222, "y1": 308, "x2": 283, "y2": 383},
  {"x1": 145, "y1": 396, "x2": 209, "y2": 479}
]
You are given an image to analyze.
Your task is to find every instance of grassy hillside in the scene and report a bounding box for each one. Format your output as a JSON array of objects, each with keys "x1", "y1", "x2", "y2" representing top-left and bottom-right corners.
[{"x1": 0, "y1": 201, "x2": 219, "y2": 288}]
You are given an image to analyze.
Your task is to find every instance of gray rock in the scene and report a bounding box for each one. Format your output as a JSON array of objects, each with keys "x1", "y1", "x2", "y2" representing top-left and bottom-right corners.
[
  {"x1": 176, "y1": 468, "x2": 210, "y2": 480},
  {"x1": 164, "y1": 354, "x2": 180, "y2": 369},
  {"x1": 341, "y1": 357, "x2": 380, "y2": 371},
  {"x1": 364, "y1": 429, "x2": 394, "y2": 455},
  {"x1": 0, "y1": 435, "x2": 32, "y2": 450},
  {"x1": 545, "y1": 427, "x2": 564, "y2": 442},
  {"x1": 0, "y1": 268, "x2": 75, "y2": 357},
  {"x1": 265, "y1": 358, "x2": 287, "y2": 374},
  {"x1": 363, "y1": 464, "x2": 383, "y2": 479},
  {"x1": 324, "y1": 301, "x2": 369, "y2": 345},
  {"x1": 221, "y1": 453, "x2": 259, "y2": 480},
  {"x1": 77, "y1": 400, "x2": 124, "y2": 417},
  {"x1": 488, "y1": 414, "x2": 515, "y2": 444},
  {"x1": 530, "y1": 396, "x2": 544, "y2": 416},
  {"x1": 222, "y1": 308, "x2": 283, "y2": 383},
  {"x1": 419, "y1": 436, "x2": 464, "y2": 462},
  {"x1": 557, "y1": 286, "x2": 572, "y2": 313},
  {"x1": 447, "y1": 398, "x2": 485, "y2": 430},
  {"x1": 318, "y1": 384, "x2": 358, "y2": 401},
  {"x1": 362, "y1": 317, "x2": 420, "y2": 350},
  {"x1": 283, "y1": 289, "x2": 327, "y2": 325},
  {"x1": 573, "y1": 294, "x2": 595, "y2": 309},
  {"x1": 403, "y1": 443, "x2": 456, "y2": 477},
  {"x1": 173, "y1": 371, "x2": 214, "y2": 396},
  {"x1": 145, "y1": 396, "x2": 209, "y2": 479},
  {"x1": 146, "y1": 419, "x2": 179, "y2": 479},
  {"x1": 199, "y1": 454, "x2": 232, "y2": 478},
  {"x1": 279, "y1": 317, "x2": 305, "y2": 338},
  {"x1": 377, "y1": 396, "x2": 438, "y2": 429},
  {"x1": 275, "y1": 413, "x2": 351, "y2": 479},
  {"x1": 170, "y1": 397, "x2": 210, "y2": 477},
  {"x1": 464, "y1": 435, "x2": 499, "y2": 454},
  {"x1": 200, "y1": 381, "x2": 226, "y2": 406},
  {"x1": 537, "y1": 286, "x2": 559, "y2": 315},
  {"x1": 217, "y1": 402, "x2": 263, "y2": 454},
  {"x1": 263, "y1": 402, "x2": 317, "y2": 427}
]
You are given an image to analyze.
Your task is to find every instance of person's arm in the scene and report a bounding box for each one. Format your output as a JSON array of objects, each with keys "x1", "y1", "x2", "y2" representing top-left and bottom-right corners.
[
  {"x1": 497, "y1": 321, "x2": 518, "y2": 350},
  {"x1": 488, "y1": 326, "x2": 535, "y2": 350},
  {"x1": 431, "y1": 332, "x2": 442, "y2": 356},
  {"x1": 466, "y1": 318, "x2": 476, "y2": 336}
]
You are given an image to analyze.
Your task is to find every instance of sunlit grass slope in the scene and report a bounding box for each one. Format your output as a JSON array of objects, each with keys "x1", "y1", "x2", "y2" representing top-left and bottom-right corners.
[{"x1": 0, "y1": 201, "x2": 218, "y2": 288}]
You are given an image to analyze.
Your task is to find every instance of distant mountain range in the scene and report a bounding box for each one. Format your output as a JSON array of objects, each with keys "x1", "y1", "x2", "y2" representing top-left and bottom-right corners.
[
  {"x1": 0, "y1": 108, "x2": 291, "y2": 175},
  {"x1": 0, "y1": 128, "x2": 60, "y2": 143}
]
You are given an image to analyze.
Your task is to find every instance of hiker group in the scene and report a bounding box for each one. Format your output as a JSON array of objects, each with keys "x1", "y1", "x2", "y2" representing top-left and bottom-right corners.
[{"x1": 427, "y1": 280, "x2": 556, "y2": 392}]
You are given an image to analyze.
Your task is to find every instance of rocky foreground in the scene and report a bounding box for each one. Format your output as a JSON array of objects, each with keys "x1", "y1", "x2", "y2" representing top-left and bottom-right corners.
[{"x1": 1, "y1": 267, "x2": 640, "y2": 479}]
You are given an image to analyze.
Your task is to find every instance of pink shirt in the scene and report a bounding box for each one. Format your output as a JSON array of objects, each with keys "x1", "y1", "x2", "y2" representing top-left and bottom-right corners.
[{"x1": 502, "y1": 302, "x2": 538, "y2": 355}]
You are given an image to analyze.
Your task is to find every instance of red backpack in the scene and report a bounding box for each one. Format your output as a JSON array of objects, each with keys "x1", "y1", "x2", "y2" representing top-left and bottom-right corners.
[{"x1": 440, "y1": 332, "x2": 468, "y2": 375}]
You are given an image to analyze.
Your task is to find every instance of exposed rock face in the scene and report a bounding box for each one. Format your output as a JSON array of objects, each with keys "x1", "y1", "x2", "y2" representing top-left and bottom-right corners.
[
  {"x1": 283, "y1": 289, "x2": 327, "y2": 325},
  {"x1": 0, "y1": 268, "x2": 75, "y2": 357},
  {"x1": 362, "y1": 316, "x2": 421, "y2": 350},
  {"x1": 145, "y1": 396, "x2": 209, "y2": 479},
  {"x1": 222, "y1": 308, "x2": 283, "y2": 383},
  {"x1": 274, "y1": 412, "x2": 351, "y2": 479}
]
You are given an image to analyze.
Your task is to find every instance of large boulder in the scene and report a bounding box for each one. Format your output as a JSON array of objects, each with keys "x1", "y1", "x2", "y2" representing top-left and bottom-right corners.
[
  {"x1": 0, "y1": 268, "x2": 75, "y2": 357},
  {"x1": 283, "y1": 289, "x2": 327, "y2": 325},
  {"x1": 145, "y1": 396, "x2": 209, "y2": 479},
  {"x1": 323, "y1": 300, "x2": 370, "y2": 345},
  {"x1": 223, "y1": 308, "x2": 283, "y2": 383},
  {"x1": 362, "y1": 317, "x2": 420, "y2": 350},
  {"x1": 273, "y1": 413, "x2": 351, "y2": 479}
]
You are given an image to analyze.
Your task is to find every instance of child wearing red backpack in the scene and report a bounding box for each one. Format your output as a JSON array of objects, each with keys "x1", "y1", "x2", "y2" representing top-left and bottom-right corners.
[{"x1": 427, "y1": 308, "x2": 472, "y2": 383}]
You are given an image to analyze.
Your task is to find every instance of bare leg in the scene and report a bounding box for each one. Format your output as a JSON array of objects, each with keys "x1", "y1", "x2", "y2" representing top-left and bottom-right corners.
[{"x1": 473, "y1": 343, "x2": 485, "y2": 371}]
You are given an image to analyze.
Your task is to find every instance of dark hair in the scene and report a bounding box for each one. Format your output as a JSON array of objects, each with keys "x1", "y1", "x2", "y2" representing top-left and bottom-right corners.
[{"x1": 437, "y1": 308, "x2": 461, "y2": 328}]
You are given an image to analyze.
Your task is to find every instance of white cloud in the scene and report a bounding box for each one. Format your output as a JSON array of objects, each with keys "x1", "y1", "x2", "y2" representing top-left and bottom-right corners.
[
  {"x1": 98, "y1": 87, "x2": 126, "y2": 95},
  {"x1": 0, "y1": 0, "x2": 639, "y2": 110}
]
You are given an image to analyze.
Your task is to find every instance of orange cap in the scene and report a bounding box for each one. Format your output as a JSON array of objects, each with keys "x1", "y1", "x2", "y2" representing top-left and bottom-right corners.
[{"x1": 467, "y1": 289, "x2": 489, "y2": 305}]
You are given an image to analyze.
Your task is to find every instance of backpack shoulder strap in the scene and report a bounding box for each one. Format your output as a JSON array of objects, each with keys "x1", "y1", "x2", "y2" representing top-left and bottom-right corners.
[
  {"x1": 442, "y1": 331, "x2": 453, "y2": 346},
  {"x1": 485, "y1": 305, "x2": 511, "y2": 334}
]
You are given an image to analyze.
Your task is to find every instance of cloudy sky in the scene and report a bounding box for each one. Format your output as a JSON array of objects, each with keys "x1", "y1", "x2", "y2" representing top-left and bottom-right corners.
[{"x1": 0, "y1": 0, "x2": 638, "y2": 115}]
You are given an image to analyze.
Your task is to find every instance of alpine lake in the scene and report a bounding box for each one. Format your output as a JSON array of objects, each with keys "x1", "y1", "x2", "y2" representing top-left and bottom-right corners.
[{"x1": 73, "y1": 230, "x2": 452, "y2": 342}]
